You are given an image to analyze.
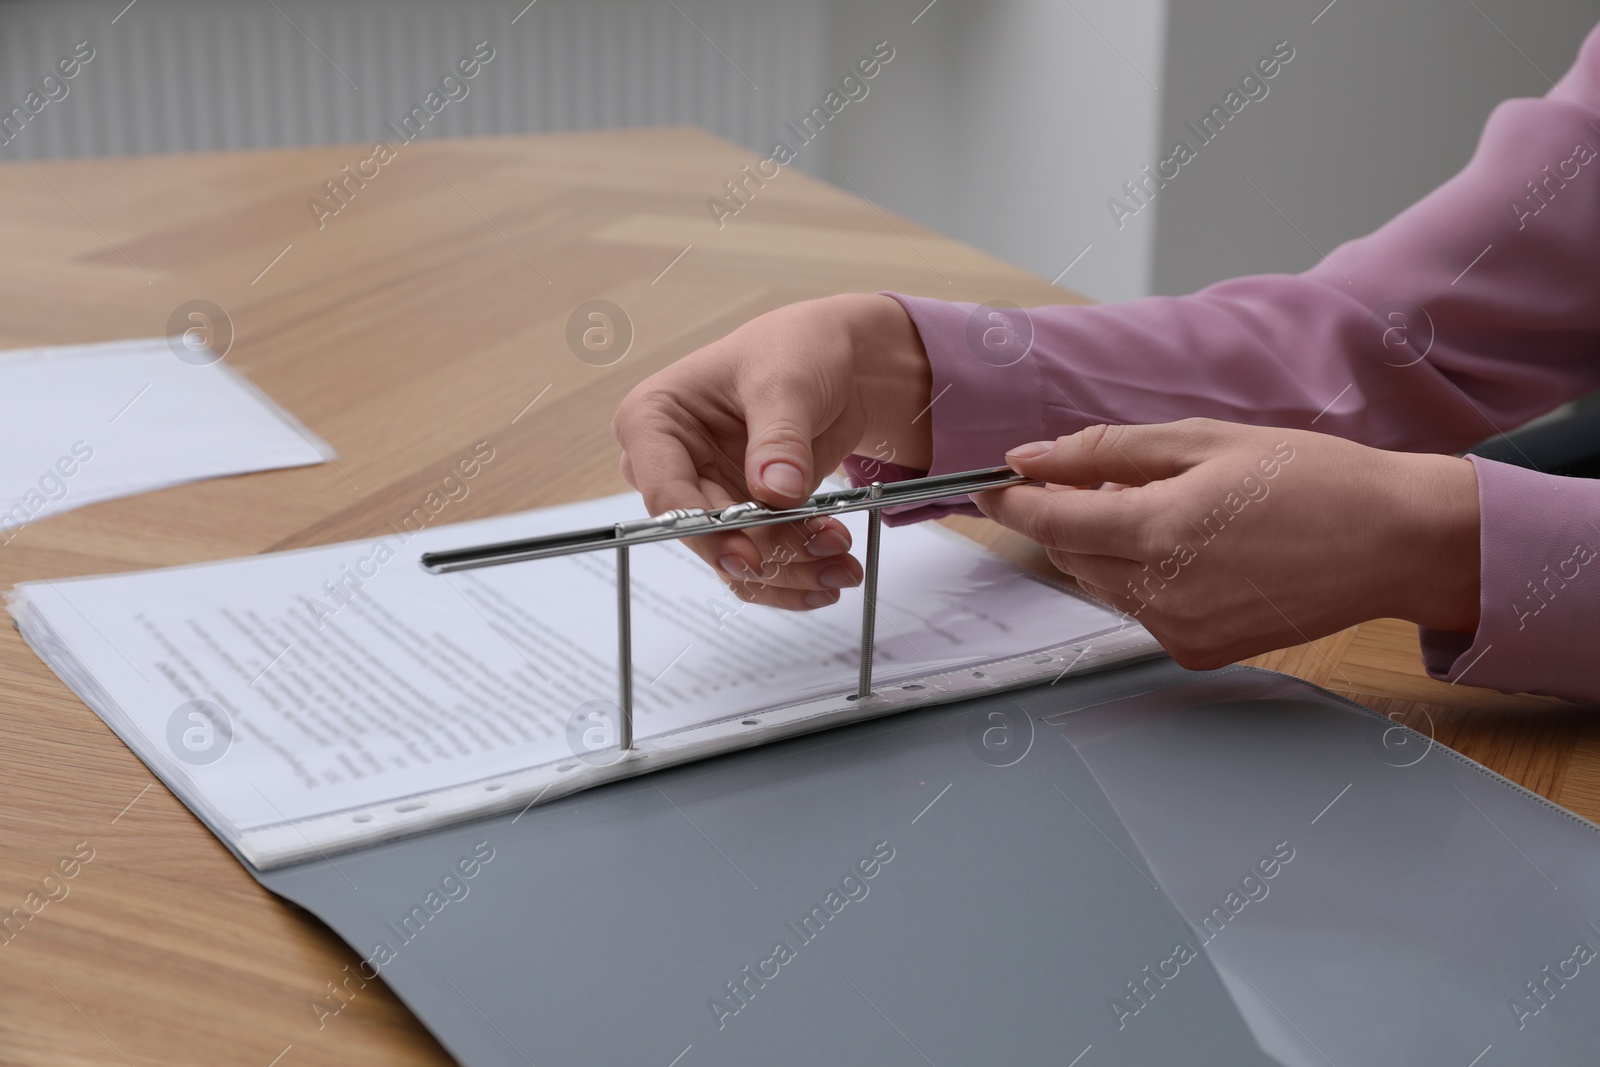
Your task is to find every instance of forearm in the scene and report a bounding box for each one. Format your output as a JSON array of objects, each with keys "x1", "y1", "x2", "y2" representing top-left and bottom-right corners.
[
  {"x1": 839, "y1": 292, "x2": 934, "y2": 472},
  {"x1": 878, "y1": 24, "x2": 1600, "y2": 474},
  {"x1": 1380, "y1": 452, "x2": 1481, "y2": 635},
  {"x1": 1420, "y1": 459, "x2": 1600, "y2": 702}
]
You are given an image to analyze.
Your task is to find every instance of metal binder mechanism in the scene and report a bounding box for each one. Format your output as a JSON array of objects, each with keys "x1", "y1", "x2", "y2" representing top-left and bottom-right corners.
[{"x1": 419, "y1": 465, "x2": 1033, "y2": 752}]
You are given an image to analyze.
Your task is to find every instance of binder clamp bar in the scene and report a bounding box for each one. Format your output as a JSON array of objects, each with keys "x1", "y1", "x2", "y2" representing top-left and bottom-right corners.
[{"x1": 419, "y1": 465, "x2": 1032, "y2": 752}]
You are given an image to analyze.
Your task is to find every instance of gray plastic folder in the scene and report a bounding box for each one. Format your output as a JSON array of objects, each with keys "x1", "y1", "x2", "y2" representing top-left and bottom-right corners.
[{"x1": 255, "y1": 659, "x2": 1600, "y2": 1067}]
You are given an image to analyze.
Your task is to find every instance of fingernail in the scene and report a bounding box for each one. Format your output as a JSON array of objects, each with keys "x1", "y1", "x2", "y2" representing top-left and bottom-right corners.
[
  {"x1": 760, "y1": 460, "x2": 805, "y2": 498},
  {"x1": 819, "y1": 565, "x2": 859, "y2": 589},
  {"x1": 719, "y1": 554, "x2": 754, "y2": 579},
  {"x1": 805, "y1": 527, "x2": 851, "y2": 558},
  {"x1": 803, "y1": 590, "x2": 837, "y2": 609},
  {"x1": 1006, "y1": 441, "x2": 1053, "y2": 460}
]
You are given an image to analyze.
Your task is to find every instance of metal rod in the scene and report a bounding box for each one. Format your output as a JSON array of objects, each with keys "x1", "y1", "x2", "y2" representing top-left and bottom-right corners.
[
  {"x1": 616, "y1": 543, "x2": 633, "y2": 751},
  {"x1": 420, "y1": 465, "x2": 1032, "y2": 574},
  {"x1": 856, "y1": 482, "x2": 884, "y2": 700}
]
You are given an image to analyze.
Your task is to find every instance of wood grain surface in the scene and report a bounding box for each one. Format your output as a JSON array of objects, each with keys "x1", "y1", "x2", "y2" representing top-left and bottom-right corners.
[{"x1": 0, "y1": 128, "x2": 1591, "y2": 1065}]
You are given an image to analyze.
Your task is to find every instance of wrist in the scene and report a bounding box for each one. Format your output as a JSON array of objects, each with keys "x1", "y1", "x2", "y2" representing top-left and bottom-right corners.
[
  {"x1": 838, "y1": 293, "x2": 934, "y2": 471},
  {"x1": 1382, "y1": 451, "x2": 1482, "y2": 633}
]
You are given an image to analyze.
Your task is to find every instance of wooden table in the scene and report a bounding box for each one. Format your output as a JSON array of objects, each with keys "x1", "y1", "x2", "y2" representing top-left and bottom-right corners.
[{"x1": 0, "y1": 128, "x2": 1591, "y2": 1065}]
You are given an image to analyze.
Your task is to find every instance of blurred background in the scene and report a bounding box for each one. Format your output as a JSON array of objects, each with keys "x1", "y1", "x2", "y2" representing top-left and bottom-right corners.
[{"x1": 3, "y1": 0, "x2": 1596, "y2": 306}]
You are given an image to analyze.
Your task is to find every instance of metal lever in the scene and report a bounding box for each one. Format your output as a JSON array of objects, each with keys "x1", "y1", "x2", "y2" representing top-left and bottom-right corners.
[
  {"x1": 419, "y1": 465, "x2": 1031, "y2": 574},
  {"x1": 616, "y1": 540, "x2": 633, "y2": 751},
  {"x1": 420, "y1": 465, "x2": 1036, "y2": 752},
  {"x1": 857, "y1": 483, "x2": 883, "y2": 700}
]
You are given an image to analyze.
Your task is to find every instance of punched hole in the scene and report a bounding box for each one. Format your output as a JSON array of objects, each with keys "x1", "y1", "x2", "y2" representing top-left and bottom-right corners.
[{"x1": 395, "y1": 802, "x2": 426, "y2": 813}]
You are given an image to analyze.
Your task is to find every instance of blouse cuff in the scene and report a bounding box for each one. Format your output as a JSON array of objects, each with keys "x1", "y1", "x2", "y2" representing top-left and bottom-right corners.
[
  {"x1": 1419, "y1": 455, "x2": 1600, "y2": 702},
  {"x1": 842, "y1": 292, "x2": 1056, "y2": 525}
]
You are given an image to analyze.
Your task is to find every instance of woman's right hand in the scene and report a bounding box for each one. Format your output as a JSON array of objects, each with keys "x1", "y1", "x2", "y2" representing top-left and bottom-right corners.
[{"x1": 612, "y1": 293, "x2": 933, "y2": 610}]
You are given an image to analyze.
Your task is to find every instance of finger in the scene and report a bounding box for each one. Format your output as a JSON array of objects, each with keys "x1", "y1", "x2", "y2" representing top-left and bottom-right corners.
[
  {"x1": 1074, "y1": 577, "x2": 1142, "y2": 619},
  {"x1": 723, "y1": 576, "x2": 843, "y2": 612},
  {"x1": 732, "y1": 513, "x2": 851, "y2": 559},
  {"x1": 1003, "y1": 422, "x2": 1212, "y2": 488},
  {"x1": 757, "y1": 515, "x2": 853, "y2": 560},
  {"x1": 734, "y1": 519, "x2": 853, "y2": 584},
  {"x1": 718, "y1": 549, "x2": 864, "y2": 593},
  {"x1": 613, "y1": 391, "x2": 722, "y2": 518},
  {"x1": 740, "y1": 390, "x2": 822, "y2": 507},
  {"x1": 677, "y1": 486, "x2": 858, "y2": 594},
  {"x1": 800, "y1": 515, "x2": 852, "y2": 558},
  {"x1": 973, "y1": 482, "x2": 1159, "y2": 558},
  {"x1": 713, "y1": 514, "x2": 860, "y2": 589},
  {"x1": 615, "y1": 392, "x2": 781, "y2": 582},
  {"x1": 613, "y1": 392, "x2": 858, "y2": 606},
  {"x1": 680, "y1": 514, "x2": 854, "y2": 575},
  {"x1": 1045, "y1": 551, "x2": 1145, "y2": 617},
  {"x1": 1044, "y1": 549, "x2": 1137, "y2": 594}
]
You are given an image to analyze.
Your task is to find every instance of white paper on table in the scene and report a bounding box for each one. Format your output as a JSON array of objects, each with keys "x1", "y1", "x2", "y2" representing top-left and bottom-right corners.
[
  {"x1": 0, "y1": 338, "x2": 332, "y2": 535},
  {"x1": 9, "y1": 491, "x2": 1153, "y2": 863}
]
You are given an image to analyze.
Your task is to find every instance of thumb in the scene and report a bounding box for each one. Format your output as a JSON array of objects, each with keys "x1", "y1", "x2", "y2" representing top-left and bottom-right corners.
[
  {"x1": 1003, "y1": 423, "x2": 1203, "y2": 487},
  {"x1": 742, "y1": 398, "x2": 819, "y2": 507}
]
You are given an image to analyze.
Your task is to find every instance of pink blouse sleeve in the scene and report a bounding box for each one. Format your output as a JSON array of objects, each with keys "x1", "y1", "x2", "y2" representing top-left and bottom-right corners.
[{"x1": 846, "y1": 21, "x2": 1600, "y2": 702}]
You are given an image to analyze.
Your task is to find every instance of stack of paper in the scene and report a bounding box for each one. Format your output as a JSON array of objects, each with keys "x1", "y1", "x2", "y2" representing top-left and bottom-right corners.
[
  {"x1": 0, "y1": 338, "x2": 332, "y2": 543},
  {"x1": 9, "y1": 492, "x2": 1157, "y2": 868}
]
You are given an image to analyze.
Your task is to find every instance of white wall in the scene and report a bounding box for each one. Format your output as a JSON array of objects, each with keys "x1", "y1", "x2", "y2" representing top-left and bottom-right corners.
[
  {"x1": 0, "y1": 0, "x2": 1172, "y2": 303},
  {"x1": 0, "y1": 0, "x2": 831, "y2": 163},
  {"x1": 1149, "y1": 0, "x2": 1600, "y2": 295},
  {"x1": 4, "y1": 0, "x2": 1595, "y2": 305},
  {"x1": 821, "y1": 0, "x2": 1168, "y2": 303},
  {"x1": 821, "y1": 0, "x2": 1600, "y2": 301}
]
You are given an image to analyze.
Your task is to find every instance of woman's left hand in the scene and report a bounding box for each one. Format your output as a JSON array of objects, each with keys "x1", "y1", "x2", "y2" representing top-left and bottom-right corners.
[{"x1": 973, "y1": 418, "x2": 1481, "y2": 669}]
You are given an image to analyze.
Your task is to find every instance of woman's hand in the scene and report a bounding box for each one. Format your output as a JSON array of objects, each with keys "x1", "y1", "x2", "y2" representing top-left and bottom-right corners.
[
  {"x1": 613, "y1": 293, "x2": 933, "y2": 610},
  {"x1": 974, "y1": 419, "x2": 1481, "y2": 668}
]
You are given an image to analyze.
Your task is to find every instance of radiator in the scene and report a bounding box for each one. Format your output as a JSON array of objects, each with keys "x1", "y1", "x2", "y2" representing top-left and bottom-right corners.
[{"x1": 0, "y1": 0, "x2": 829, "y2": 163}]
